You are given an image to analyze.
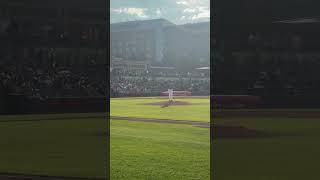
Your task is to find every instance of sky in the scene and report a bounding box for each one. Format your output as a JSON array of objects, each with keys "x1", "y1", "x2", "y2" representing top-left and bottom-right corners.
[{"x1": 110, "y1": 0, "x2": 210, "y2": 24}]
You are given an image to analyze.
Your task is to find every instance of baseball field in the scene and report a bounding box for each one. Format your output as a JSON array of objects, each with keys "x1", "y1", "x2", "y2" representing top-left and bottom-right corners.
[
  {"x1": 0, "y1": 96, "x2": 210, "y2": 180},
  {"x1": 0, "y1": 113, "x2": 108, "y2": 179},
  {"x1": 110, "y1": 96, "x2": 210, "y2": 180},
  {"x1": 0, "y1": 96, "x2": 319, "y2": 180},
  {"x1": 214, "y1": 109, "x2": 320, "y2": 180}
]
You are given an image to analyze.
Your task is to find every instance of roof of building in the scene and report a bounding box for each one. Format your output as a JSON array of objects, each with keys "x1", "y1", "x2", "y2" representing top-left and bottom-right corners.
[
  {"x1": 273, "y1": 17, "x2": 320, "y2": 24},
  {"x1": 111, "y1": 18, "x2": 175, "y2": 32},
  {"x1": 215, "y1": 0, "x2": 320, "y2": 24},
  {"x1": 111, "y1": 18, "x2": 210, "y2": 34},
  {"x1": 6, "y1": 0, "x2": 106, "y2": 9}
]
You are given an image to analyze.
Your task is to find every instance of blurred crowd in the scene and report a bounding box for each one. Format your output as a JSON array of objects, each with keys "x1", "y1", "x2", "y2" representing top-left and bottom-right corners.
[
  {"x1": 213, "y1": 31, "x2": 320, "y2": 96},
  {"x1": 0, "y1": 60, "x2": 107, "y2": 99},
  {"x1": 111, "y1": 68, "x2": 209, "y2": 97},
  {"x1": 0, "y1": 59, "x2": 209, "y2": 99}
]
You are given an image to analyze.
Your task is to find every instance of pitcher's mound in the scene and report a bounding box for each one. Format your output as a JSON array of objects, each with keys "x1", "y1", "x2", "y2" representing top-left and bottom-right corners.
[{"x1": 144, "y1": 101, "x2": 193, "y2": 107}]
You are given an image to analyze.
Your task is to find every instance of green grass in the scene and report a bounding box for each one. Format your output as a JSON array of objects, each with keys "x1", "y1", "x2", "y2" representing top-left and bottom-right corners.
[
  {"x1": 3, "y1": 97, "x2": 319, "y2": 180},
  {"x1": 111, "y1": 97, "x2": 210, "y2": 122},
  {"x1": 0, "y1": 97, "x2": 210, "y2": 179},
  {"x1": 3, "y1": 97, "x2": 318, "y2": 180},
  {"x1": 0, "y1": 114, "x2": 107, "y2": 179},
  {"x1": 110, "y1": 96, "x2": 210, "y2": 179},
  {"x1": 111, "y1": 120, "x2": 210, "y2": 180},
  {"x1": 214, "y1": 114, "x2": 320, "y2": 180}
]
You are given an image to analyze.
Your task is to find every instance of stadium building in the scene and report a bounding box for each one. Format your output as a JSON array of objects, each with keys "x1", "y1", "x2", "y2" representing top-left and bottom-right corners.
[
  {"x1": 110, "y1": 19, "x2": 210, "y2": 98},
  {"x1": 110, "y1": 19, "x2": 209, "y2": 70}
]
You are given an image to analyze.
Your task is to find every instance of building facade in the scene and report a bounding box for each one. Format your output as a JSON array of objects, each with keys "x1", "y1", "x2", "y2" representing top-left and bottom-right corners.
[
  {"x1": 0, "y1": 0, "x2": 108, "y2": 65},
  {"x1": 110, "y1": 19, "x2": 210, "y2": 69}
]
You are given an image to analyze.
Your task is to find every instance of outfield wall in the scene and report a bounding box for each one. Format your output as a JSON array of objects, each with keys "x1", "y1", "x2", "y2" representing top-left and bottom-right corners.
[
  {"x1": 212, "y1": 95, "x2": 320, "y2": 109},
  {"x1": 1, "y1": 94, "x2": 108, "y2": 114},
  {"x1": 2, "y1": 94, "x2": 320, "y2": 114}
]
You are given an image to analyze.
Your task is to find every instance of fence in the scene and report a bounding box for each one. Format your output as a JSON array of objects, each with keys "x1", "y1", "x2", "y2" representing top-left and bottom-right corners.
[{"x1": 1, "y1": 94, "x2": 108, "y2": 114}]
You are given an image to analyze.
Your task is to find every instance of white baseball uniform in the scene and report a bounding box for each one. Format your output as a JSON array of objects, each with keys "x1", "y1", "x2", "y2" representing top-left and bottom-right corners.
[{"x1": 168, "y1": 89, "x2": 174, "y2": 101}]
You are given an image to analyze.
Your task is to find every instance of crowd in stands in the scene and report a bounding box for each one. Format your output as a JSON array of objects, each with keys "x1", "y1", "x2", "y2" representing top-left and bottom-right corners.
[
  {"x1": 213, "y1": 31, "x2": 320, "y2": 96},
  {"x1": 111, "y1": 68, "x2": 209, "y2": 97},
  {"x1": 0, "y1": 59, "x2": 107, "y2": 100},
  {"x1": 0, "y1": 18, "x2": 108, "y2": 100},
  {"x1": 0, "y1": 57, "x2": 209, "y2": 99}
]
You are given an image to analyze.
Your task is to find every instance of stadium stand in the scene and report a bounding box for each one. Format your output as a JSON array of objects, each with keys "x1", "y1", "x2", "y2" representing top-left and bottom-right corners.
[
  {"x1": 110, "y1": 19, "x2": 210, "y2": 98},
  {"x1": 110, "y1": 68, "x2": 209, "y2": 97},
  {"x1": 212, "y1": 10, "x2": 320, "y2": 107},
  {"x1": 0, "y1": 0, "x2": 108, "y2": 114}
]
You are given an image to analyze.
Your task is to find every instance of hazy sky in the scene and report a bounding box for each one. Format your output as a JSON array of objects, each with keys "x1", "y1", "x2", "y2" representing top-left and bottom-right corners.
[{"x1": 111, "y1": 0, "x2": 210, "y2": 24}]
